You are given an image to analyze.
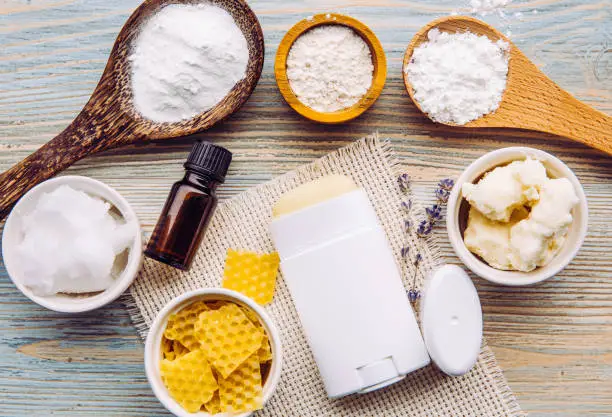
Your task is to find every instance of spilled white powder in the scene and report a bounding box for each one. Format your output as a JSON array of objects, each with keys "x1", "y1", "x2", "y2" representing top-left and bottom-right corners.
[
  {"x1": 130, "y1": 3, "x2": 249, "y2": 123},
  {"x1": 286, "y1": 25, "x2": 374, "y2": 113},
  {"x1": 16, "y1": 186, "x2": 136, "y2": 296},
  {"x1": 405, "y1": 29, "x2": 509, "y2": 125},
  {"x1": 470, "y1": 0, "x2": 512, "y2": 15}
]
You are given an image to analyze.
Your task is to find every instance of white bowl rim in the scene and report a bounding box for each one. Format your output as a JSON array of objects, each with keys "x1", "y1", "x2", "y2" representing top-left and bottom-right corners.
[
  {"x1": 144, "y1": 288, "x2": 283, "y2": 417},
  {"x1": 2, "y1": 175, "x2": 143, "y2": 312},
  {"x1": 446, "y1": 147, "x2": 588, "y2": 286}
]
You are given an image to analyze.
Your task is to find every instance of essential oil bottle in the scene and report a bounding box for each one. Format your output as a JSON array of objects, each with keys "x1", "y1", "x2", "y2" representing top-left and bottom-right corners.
[{"x1": 145, "y1": 141, "x2": 232, "y2": 271}]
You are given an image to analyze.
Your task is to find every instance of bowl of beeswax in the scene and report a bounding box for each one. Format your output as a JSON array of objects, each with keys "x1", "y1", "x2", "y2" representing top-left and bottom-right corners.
[
  {"x1": 145, "y1": 289, "x2": 282, "y2": 417},
  {"x1": 274, "y1": 13, "x2": 387, "y2": 124}
]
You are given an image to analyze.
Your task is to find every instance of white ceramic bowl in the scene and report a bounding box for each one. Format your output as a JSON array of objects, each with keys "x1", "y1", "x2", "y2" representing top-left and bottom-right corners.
[
  {"x1": 447, "y1": 147, "x2": 588, "y2": 286},
  {"x1": 2, "y1": 175, "x2": 143, "y2": 312},
  {"x1": 145, "y1": 289, "x2": 283, "y2": 417}
]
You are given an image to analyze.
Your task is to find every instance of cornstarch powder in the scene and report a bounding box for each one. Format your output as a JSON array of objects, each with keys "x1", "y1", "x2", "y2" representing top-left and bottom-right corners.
[
  {"x1": 286, "y1": 25, "x2": 374, "y2": 113},
  {"x1": 130, "y1": 3, "x2": 249, "y2": 123},
  {"x1": 405, "y1": 29, "x2": 509, "y2": 125}
]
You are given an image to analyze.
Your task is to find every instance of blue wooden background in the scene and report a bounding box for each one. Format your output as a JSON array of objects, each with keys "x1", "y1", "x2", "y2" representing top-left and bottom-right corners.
[{"x1": 1, "y1": 0, "x2": 611, "y2": 415}]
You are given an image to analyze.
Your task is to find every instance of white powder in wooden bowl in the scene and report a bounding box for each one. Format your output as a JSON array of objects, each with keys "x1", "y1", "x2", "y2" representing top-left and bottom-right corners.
[
  {"x1": 130, "y1": 3, "x2": 249, "y2": 123},
  {"x1": 286, "y1": 25, "x2": 374, "y2": 113},
  {"x1": 405, "y1": 29, "x2": 509, "y2": 125}
]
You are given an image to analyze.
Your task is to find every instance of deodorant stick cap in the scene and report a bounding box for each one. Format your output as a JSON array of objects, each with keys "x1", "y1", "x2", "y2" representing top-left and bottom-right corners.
[{"x1": 420, "y1": 265, "x2": 483, "y2": 377}]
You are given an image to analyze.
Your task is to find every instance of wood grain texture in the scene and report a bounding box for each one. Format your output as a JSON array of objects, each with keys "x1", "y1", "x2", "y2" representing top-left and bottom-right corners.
[
  {"x1": 0, "y1": 0, "x2": 611, "y2": 416},
  {"x1": 402, "y1": 15, "x2": 612, "y2": 155},
  {"x1": 0, "y1": 0, "x2": 265, "y2": 220},
  {"x1": 274, "y1": 13, "x2": 387, "y2": 123}
]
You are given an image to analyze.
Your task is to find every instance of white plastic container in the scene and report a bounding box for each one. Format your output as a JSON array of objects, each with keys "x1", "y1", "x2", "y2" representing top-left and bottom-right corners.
[{"x1": 270, "y1": 187, "x2": 430, "y2": 398}]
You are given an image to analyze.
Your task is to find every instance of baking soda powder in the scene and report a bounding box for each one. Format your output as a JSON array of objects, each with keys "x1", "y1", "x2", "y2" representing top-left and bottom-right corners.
[
  {"x1": 286, "y1": 25, "x2": 374, "y2": 113},
  {"x1": 130, "y1": 3, "x2": 249, "y2": 123},
  {"x1": 405, "y1": 29, "x2": 509, "y2": 125}
]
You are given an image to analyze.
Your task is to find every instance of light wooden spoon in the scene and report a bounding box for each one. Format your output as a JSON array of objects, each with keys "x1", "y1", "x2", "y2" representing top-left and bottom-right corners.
[
  {"x1": 403, "y1": 16, "x2": 612, "y2": 155},
  {"x1": 0, "y1": 0, "x2": 265, "y2": 220}
]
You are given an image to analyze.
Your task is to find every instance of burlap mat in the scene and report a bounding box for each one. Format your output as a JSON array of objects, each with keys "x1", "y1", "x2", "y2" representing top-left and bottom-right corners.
[{"x1": 126, "y1": 133, "x2": 525, "y2": 417}]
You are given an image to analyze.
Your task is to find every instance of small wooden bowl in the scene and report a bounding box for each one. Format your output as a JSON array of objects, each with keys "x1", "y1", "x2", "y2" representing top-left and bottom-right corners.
[{"x1": 274, "y1": 13, "x2": 386, "y2": 124}]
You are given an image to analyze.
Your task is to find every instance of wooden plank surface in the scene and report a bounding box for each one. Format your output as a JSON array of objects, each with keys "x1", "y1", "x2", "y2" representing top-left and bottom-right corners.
[{"x1": 0, "y1": 0, "x2": 610, "y2": 415}]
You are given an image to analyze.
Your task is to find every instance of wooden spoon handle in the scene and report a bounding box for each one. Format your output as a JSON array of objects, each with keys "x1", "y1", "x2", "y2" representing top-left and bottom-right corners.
[
  {"x1": 481, "y1": 48, "x2": 612, "y2": 155},
  {"x1": 0, "y1": 113, "x2": 121, "y2": 220},
  {"x1": 523, "y1": 86, "x2": 612, "y2": 154}
]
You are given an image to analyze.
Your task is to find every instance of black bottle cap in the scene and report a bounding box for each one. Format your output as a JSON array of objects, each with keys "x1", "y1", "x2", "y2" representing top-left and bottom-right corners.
[{"x1": 184, "y1": 141, "x2": 232, "y2": 183}]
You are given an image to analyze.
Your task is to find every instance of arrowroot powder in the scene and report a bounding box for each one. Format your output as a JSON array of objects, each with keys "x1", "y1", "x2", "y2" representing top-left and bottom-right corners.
[
  {"x1": 286, "y1": 25, "x2": 374, "y2": 113},
  {"x1": 405, "y1": 29, "x2": 510, "y2": 125},
  {"x1": 130, "y1": 3, "x2": 249, "y2": 123}
]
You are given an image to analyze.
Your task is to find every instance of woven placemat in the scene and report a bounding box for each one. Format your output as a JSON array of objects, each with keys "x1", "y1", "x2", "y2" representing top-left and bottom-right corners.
[{"x1": 126, "y1": 133, "x2": 524, "y2": 417}]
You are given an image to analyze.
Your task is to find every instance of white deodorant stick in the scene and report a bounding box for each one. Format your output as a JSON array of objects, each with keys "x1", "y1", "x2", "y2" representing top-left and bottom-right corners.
[{"x1": 270, "y1": 175, "x2": 430, "y2": 398}]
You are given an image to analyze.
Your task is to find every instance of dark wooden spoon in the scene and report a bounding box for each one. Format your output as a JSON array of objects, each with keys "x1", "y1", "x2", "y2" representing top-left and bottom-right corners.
[{"x1": 0, "y1": 0, "x2": 264, "y2": 220}]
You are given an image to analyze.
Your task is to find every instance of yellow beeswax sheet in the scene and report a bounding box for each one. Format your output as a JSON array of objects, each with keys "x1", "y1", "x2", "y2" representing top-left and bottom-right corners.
[
  {"x1": 194, "y1": 303, "x2": 264, "y2": 378},
  {"x1": 222, "y1": 249, "x2": 280, "y2": 305},
  {"x1": 219, "y1": 352, "x2": 264, "y2": 413},
  {"x1": 164, "y1": 301, "x2": 209, "y2": 351},
  {"x1": 160, "y1": 349, "x2": 218, "y2": 413},
  {"x1": 239, "y1": 304, "x2": 273, "y2": 363},
  {"x1": 204, "y1": 391, "x2": 222, "y2": 414}
]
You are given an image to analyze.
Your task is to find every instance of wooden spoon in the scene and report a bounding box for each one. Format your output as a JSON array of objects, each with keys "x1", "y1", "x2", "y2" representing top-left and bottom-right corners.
[
  {"x1": 402, "y1": 16, "x2": 612, "y2": 155},
  {"x1": 0, "y1": 0, "x2": 265, "y2": 220}
]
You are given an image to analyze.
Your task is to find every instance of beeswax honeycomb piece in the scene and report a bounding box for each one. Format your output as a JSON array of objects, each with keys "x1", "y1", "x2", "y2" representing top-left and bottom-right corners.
[
  {"x1": 160, "y1": 349, "x2": 218, "y2": 413},
  {"x1": 164, "y1": 301, "x2": 209, "y2": 351},
  {"x1": 258, "y1": 334, "x2": 273, "y2": 363},
  {"x1": 205, "y1": 300, "x2": 229, "y2": 310},
  {"x1": 173, "y1": 340, "x2": 190, "y2": 358},
  {"x1": 204, "y1": 391, "x2": 222, "y2": 415},
  {"x1": 161, "y1": 335, "x2": 176, "y2": 360},
  {"x1": 219, "y1": 352, "x2": 263, "y2": 413},
  {"x1": 239, "y1": 305, "x2": 261, "y2": 325},
  {"x1": 222, "y1": 249, "x2": 280, "y2": 305},
  {"x1": 238, "y1": 305, "x2": 273, "y2": 363},
  {"x1": 195, "y1": 303, "x2": 264, "y2": 378}
]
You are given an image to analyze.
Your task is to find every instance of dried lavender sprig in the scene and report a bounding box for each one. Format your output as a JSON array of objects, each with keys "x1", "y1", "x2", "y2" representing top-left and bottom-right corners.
[
  {"x1": 401, "y1": 199, "x2": 412, "y2": 214},
  {"x1": 397, "y1": 173, "x2": 422, "y2": 303},
  {"x1": 435, "y1": 178, "x2": 454, "y2": 203},
  {"x1": 398, "y1": 173, "x2": 411, "y2": 194},
  {"x1": 397, "y1": 175, "x2": 455, "y2": 302},
  {"x1": 416, "y1": 178, "x2": 454, "y2": 238},
  {"x1": 408, "y1": 253, "x2": 423, "y2": 302}
]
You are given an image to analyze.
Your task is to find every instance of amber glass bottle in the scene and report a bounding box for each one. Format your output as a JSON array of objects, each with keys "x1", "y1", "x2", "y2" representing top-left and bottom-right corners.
[{"x1": 145, "y1": 141, "x2": 232, "y2": 270}]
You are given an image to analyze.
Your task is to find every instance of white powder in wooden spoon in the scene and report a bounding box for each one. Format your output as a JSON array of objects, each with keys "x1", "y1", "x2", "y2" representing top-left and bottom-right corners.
[
  {"x1": 130, "y1": 3, "x2": 249, "y2": 123},
  {"x1": 405, "y1": 29, "x2": 509, "y2": 125}
]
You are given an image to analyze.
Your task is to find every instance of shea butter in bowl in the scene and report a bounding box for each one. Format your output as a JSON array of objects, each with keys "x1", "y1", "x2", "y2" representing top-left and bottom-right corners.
[
  {"x1": 274, "y1": 13, "x2": 386, "y2": 124},
  {"x1": 2, "y1": 175, "x2": 142, "y2": 312},
  {"x1": 145, "y1": 288, "x2": 282, "y2": 416},
  {"x1": 447, "y1": 147, "x2": 588, "y2": 286}
]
